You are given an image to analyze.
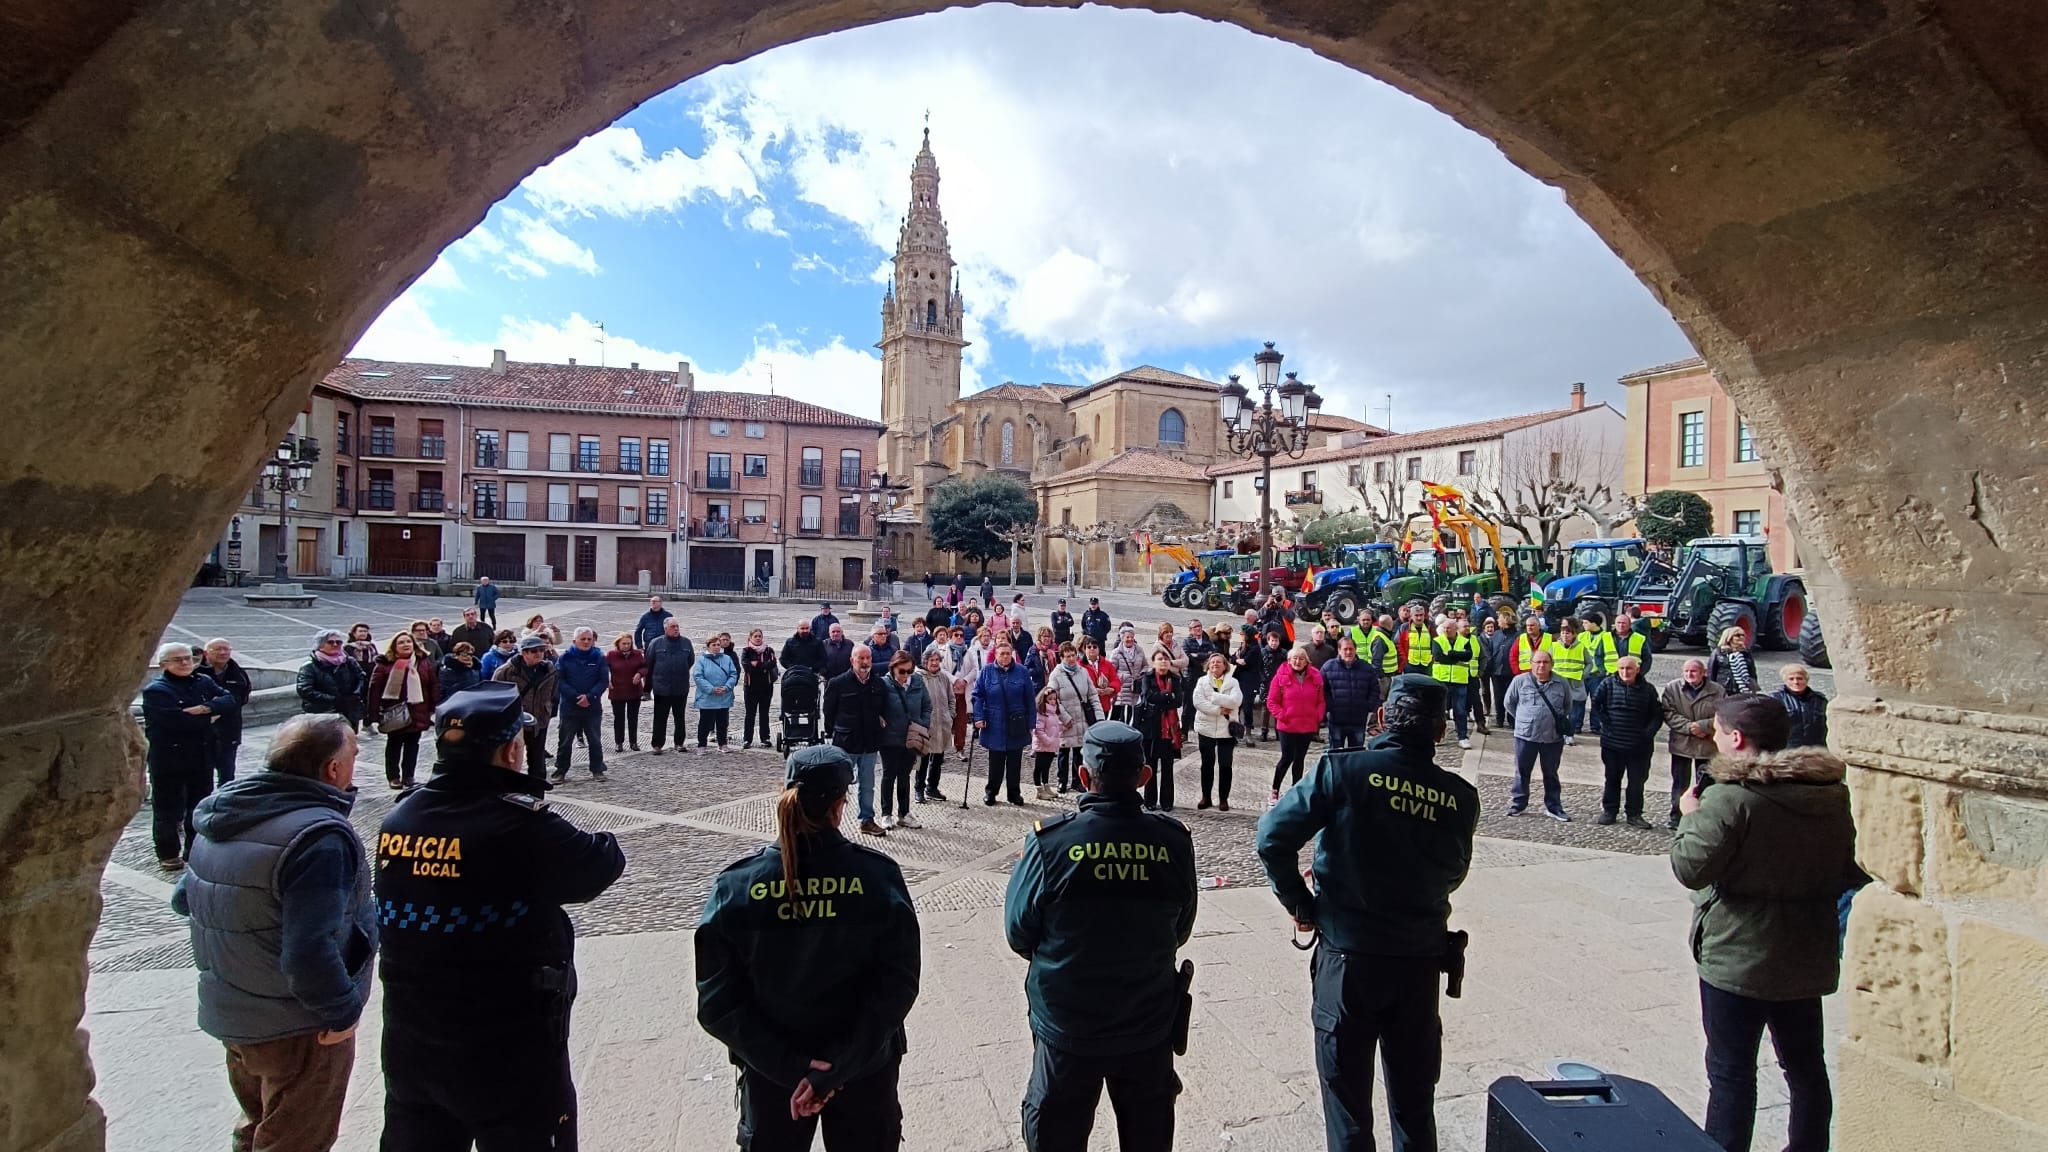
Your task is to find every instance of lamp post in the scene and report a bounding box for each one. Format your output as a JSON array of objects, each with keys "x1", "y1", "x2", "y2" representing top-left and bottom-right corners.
[
  {"x1": 1219, "y1": 343, "x2": 1322, "y2": 602},
  {"x1": 259, "y1": 434, "x2": 317, "y2": 582},
  {"x1": 866, "y1": 466, "x2": 900, "y2": 600}
]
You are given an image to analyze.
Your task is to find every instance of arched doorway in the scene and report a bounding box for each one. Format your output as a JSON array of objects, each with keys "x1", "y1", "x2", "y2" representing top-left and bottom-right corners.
[{"x1": 5, "y1": 4, "x2": 2045, "y2": 1149}]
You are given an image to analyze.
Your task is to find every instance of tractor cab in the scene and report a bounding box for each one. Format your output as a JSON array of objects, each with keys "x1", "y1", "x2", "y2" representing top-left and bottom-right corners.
[
  {"x1": 1652, "y1": 535, "x2": 1809, "y2": 651},
  {"x1": 1454, "y1": 542, "x2": 1551, "y2": 608},
  {"x1": 1379, "y1": 547, "x2": 1466, "y2": 610},
  {"x1": 1298, "y1": 542, "x2": 1399, "y2": 624},
  {"x1": 1541, "y1": 538, "x2": 1649, "y2": 628}
]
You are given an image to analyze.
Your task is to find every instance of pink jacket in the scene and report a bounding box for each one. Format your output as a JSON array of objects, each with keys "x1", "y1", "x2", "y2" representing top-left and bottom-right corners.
[
  {"x1": 1267, "y1": 664, "x2": 1327, "y2": 734},
  {"x1": 1032, "y1": 699, "x2": 1065, "y2": 753}
]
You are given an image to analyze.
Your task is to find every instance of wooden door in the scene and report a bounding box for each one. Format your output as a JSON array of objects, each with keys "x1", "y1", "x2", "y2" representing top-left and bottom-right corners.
[
  {"x1": 688, "y1": 545, "x2": 744, "y2": 591},
  {"x1": 841, "y1": 557, "x2": 864, "y2": 593},
  {"x1": 545, "y1": 534, "x2": 568, "y2": 582},
  {"x1": 475, "y1": 533, "x2": 526, "y2": 581},
  {"x1": 367, "y1": 523, "x2": 440, "y2": 578},
  {"x1": 574, "y1": 535, "x2": 597, "y2": 583},
  {"x1": 617, "y1": 538, "x2": 667, "y2": 586},
  {"x1": 294, "y1": 527, "x2": 320, "y2": 576}
]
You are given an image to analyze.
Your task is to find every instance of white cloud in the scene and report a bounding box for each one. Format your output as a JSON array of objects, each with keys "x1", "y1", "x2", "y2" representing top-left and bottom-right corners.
[
  {"x1": 744, "y1": 204, "x2": 783, "y2": 235},
  {"x1": 520, "y1": 123, "x2": 765, "y2": 219},
  {"x1": 698, "y1": 336, "x2": 883, "y2": 418},
  {"x1": 500, "y1": 209, "x2": 599, "y2": 277}
]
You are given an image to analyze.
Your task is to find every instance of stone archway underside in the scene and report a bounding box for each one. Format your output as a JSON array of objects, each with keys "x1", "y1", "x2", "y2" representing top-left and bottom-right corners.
[{"x1": 5, "y1": 2, "x2": 2047, "y2": 1148}]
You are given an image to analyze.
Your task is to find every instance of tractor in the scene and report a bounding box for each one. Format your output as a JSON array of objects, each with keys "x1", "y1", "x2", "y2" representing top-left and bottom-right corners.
[
  {"x1": 1629, "y1": 535, "x2": 1811, "y2": 652},
  {"x1": 1229, "y1": 545, "x2": 1327, "y2": 611},
  {"x1": 1160, "y1": 547, "x2": 1235, "y2": 609},
  {"x1": 1452, "y1": 542, "x2": 1554, "y2": 620},
  {"x1": 1378, "y1": 547, "x2": 1470, "y2": 617},
  {"x1": 1297, "y1": 542, "x2": 1401, "y2": 625},
  {"x1": 1542, "y1": 539, "x2": 1658, "y2": 636}
]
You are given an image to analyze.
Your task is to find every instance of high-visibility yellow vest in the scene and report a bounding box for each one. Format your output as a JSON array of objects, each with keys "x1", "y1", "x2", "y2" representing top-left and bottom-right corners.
[
  {"x1": 1551, "y1": 636, "x2": 1589, "y2": 681},
  {"x1": 1599, "y1": 629, "x2": 1649, "y2": 674},
  {"x1": 1406, "y1": 629, "x2": 1434, "y2": 669},
  {"x1": 1515, "y1": 633, "x2": 1553, "y2": 669},
  {"x1": 1354, "y1": 626, "x2": 1399, "y2": 673},
  {"x1": 1430, "y1": 636, "x2": 1475, "y2": 684}
]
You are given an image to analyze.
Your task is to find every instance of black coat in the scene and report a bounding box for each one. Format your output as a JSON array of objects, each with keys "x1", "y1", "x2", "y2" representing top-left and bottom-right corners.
[
  {"x1": 781, "y1": 631, "x2": 828, "y2": 673},
  {"x1": 824, "y1": 670, "x2": 889, "y2": 755},
  {"x1": 1080, "y1": 609, "x2": 1112, "y2": 646},
  {"x1": 740, "y1": 644, "x2": 779, "y2": 693},
  {"x1": 1590, "y1": 675, "x2": 1665, "y2": 753},
  {"x1": 822, "y1": 638, "x2": 856, "y2": 679},
  {"x1": 1773, "y1": 687, "x2": 1830, "y2": 748},
  {"x1": 198, "y1": 658, "x2": 254, "y2": 744},
  {"x1": 1134, "y1": 671, "x2": 1185, "y2": 760},
  {"x1": 297, "y1": 657, "x2": 367, "y2": 722},
  {"x1": 141, "y1": 670, "x2": 236, "y2": 772}
]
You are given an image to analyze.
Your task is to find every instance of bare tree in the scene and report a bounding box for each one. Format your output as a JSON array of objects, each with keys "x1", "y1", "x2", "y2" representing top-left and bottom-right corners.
[
  {"x1": 1346, "y1": 464, "x2": 1422, "y2": 543},
  {"x1": 987, "y1": 520, "x2": 1036, "y2": 590},
  {"x1": 1465, "y1": 420, "x2": 1624, "y2": 551}
]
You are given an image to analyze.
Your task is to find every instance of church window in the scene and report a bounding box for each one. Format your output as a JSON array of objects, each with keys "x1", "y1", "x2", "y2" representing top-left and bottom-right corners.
[
  {"x1": 1000, "y1": 421, "x2": 1015, "y2": 465},
  {"x1": 1158, "y1": 408, "x2": 1186, "y2": 446},
  {"x1": 926, "y1": 299, "x2": 938, "y2": 327}
]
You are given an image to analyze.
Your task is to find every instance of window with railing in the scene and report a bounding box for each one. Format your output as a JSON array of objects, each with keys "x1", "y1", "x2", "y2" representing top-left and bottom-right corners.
[
  {"x1": 366, "y1": 474, "x2": 396, "y2": 510},
  {"x1": 472, "y1": 481, "x2": 497, "y2": 518},
  {"x1": 369, "y1": 419, "x2": 396, "y2": 456},
  {"x1": 577, "y1": 436, "x2": 601, "y2": 472},
  {"x1": 474, "y1": 430, "x2": 500, "y2": 467},
  {"x1": 838, "y1": 449, "x2": 862, "y2": 488},
  {"x1": 336, "y1": 466, "x2": 350, "y2": 507},
  {"x1": 838, "y1": 496, "x2": 862, "y2": 535},
  {"x1": 743, "y1": 453, "x2": 768, "y2": 478},
  {"x1": 647, "y1": 491, "x2": 668, "y2": 525},
  {"x1": 618, "y1": 437, "x2": 642, "y2": 473},
  {"x1": 799, "y1": 495, "x2": 822, "y2": 532},
  {"x1": 706, "y1": 453, "x2": 732, "y2": 489},
  {"x1": 794, "y1": 556, "x2": 817, "y2": 589},
  {"x1": 648, "y1": 439, "x2": 669, "y2": 476},
  {"x1": 413, "y1": 489, "x2": 446, "y2": 512},
  {"x1": 742, "y1": 498, "x2": 767, "y2": 523},
  {"x1": 800, "y1": 447, "x2": 823, "y2": 487},
  {"x1": 419, "y1": 420, "x2": 446, "y2": 460}
]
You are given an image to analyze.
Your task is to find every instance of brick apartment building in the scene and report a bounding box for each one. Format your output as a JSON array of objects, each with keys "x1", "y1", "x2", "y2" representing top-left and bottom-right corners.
[
  {"x1": 1619, "y1": 356, "x2": 1798, "y2": 570},
  {"x1": 211, "y1": 352, "x2": 884, "y2": 594}
]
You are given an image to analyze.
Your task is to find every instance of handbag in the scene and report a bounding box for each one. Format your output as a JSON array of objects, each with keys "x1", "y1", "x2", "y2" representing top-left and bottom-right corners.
[
  {"x1": 377, "y1": 701, "x2": 413, "y2": 733},
  {"x1": 906, "y1": 721, "x2": 930, "y2": 753}
]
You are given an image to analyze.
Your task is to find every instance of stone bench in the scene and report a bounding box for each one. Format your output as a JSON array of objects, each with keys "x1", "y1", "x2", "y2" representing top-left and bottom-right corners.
[{"x1": 242, "y1": 582, "x2": 318, "y2": 608}]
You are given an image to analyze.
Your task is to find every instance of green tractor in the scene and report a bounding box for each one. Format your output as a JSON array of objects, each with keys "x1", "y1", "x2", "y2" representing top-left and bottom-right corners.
[
  {"x1": 1631, "y1": 536, "x2": 1810, "y2": 652},
  {"x1": 1379, "y1": 548, "x2": 1469, "y2": 617},
  {"x1": 1451, "y1": 543, "x2": 1554, "y2": 621}
]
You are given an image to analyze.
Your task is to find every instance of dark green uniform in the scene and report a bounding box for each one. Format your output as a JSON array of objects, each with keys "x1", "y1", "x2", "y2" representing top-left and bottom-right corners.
[
  {"x1": 1004, "y1": 780, "x2": 1198, "y2": 1152},
  {"x1": 1254, "y1": 688, "x2": 1479, "y2": 1152},
  {"x1": 375, "y1": 752, "x2": 625, "y2": 1150},
  {"x1": 696, "y1": 824, "x2": 919, "y2": 1151}
]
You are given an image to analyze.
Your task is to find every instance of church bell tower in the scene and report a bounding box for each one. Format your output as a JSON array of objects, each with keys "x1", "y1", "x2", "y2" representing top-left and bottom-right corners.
[{"x1": 877, "y1": 127, "x2": 968, "y2": 483}]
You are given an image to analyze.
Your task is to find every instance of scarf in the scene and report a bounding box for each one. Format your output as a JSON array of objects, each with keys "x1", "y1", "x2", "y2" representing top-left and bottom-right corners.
[
  {"x1": 1153, "y1": 672, "x2": 1183, "y2": 749},
  {"x1": 381, "y1": 657, "x2": 425, "y2": 704},
  {"x1": 315, "y1": 648, "x2": 349, "y2": 666}
]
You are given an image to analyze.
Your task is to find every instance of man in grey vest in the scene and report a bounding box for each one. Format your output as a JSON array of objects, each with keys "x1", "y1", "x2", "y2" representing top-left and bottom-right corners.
[{"x1": 172, "y1": 714, "x2": 376, "y2": 1151}]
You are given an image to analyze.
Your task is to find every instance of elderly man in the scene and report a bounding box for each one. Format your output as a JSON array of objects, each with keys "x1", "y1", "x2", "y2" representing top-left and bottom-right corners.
[
  {"x1": 1661, "y1": 657, "x2": 1727, "y2": 829},
  {"x1": 141, "y1": 643, "x2": 240, "y2": 869},
  {"x1": 634, "y1": 595, "x2": 673, "y2": 652},
  {"x1": 822, "y1": 622, "x2": 856, "y2": 679},
  {"x1": 1773, "y1": 664, "x2": 1830, "y2": 748},
  {"x1": 1590, "y1": 655, "x2": 1663, "y2": 827},
  {"x1": 551, "y1": 627, "x2": 610, "y2": 781},
  {"x1": 868, "y1": 621, "x2": 901, "y2": 666},
  {"x1": 492, "y1": 635, "x2": 557, "y2": 782},
  {"x1": 824, "y1": 644, "x2": 890, "y2": 836},
  {"x1": 1321, "y1": 635, "x2": 1382, "y2": 750},
  {"x1": 472, "y1": 573, "x2": 500, "y2": 627},
  {"x1": 811, "y1": 601, "x2": 841, "y2": 638},
  {"x1": 645, "y1": 618, "x2": 697, "y2": 754},
  {"x1": 1502, "y1": 649, "x2": 1572, "y2": 821},
  {"x1": 449, "y1": 607, "x2": 496, "y2": 662},
  {"x1": 173, "y1": 714, "x2": 374, "y2": 1151},
  {"x1": 199, "y1": 639, "x2": 254, "y2": 786}
]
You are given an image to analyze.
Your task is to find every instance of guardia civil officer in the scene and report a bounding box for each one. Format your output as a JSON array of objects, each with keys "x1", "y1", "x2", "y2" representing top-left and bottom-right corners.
[
  {"x1": 1254, "y1": 675, "x2": 1479, "y2": 1152},
  {"x1": 696, "y1": 744, "x2": 921, "y2": 1151},
  {"x1": 1003, "y1": 720, "x2": 1199, "y2": 1152},
  {"x1": 374, "y1": 682, "x2": 626, "y2": 1150}
]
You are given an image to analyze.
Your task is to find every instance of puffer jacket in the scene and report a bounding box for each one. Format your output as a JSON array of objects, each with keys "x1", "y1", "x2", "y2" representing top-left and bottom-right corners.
[
  {"x1": 880, "y1": 671, "x2": 931, "y2": 750},
  {"x1": 1503, "y1": 672, "x2": 1572, "y2": 744},
  {"x1": 436, "y1": 654, "x2": 483, "y2": 702},
  {"x1": 1190, "y1": 672, "x2": 1244, "y2": 740},
  {"x1": 1109, "y1": 640, "x2": 1150, "y2": 707},
  {"x1": 1047, "y1": 661, "x2": 1095, "y2": 745},
  {"x1": 693, "y1": 651, "x2": 739, "y2": 711},
  {"x1": 1319, "y1": 657, "x2": 1381, "y2": 727},
  {"x1": 1031, "y1": 699, "x2": 1065, "y2": 755},
  {"x1": 296, "y1": 657, "x2": 366, "y2": 722},
  {"x1": 555, "y1": 644, "x2": 610, "y2": 713},
  {"x1": 1662, "y1": 678, "x2": 1727, "y2": 759},
  {"x1": 973, "y1": 660, "x2": 1037, "y2": 752},
  {"x1": 142, "y1": 670, "x2": 236, "y2": 770},
  {"x1": 1709, "y1": 648, "x2": 1759, "y2": 696},
  {"x1": 1672, "y1": 747, "x2": 1860, "y2": 1000},
  {"x1": 645, "y1": 634, "x2": 697, "y2": 697},
  {"x1": 1589, "y1": 674, "x2": 1663, "y2": 753},
  {"x1": 1773, "y1": 687, "x2": 1830, "y2": 748},
  {"x1": 1266, "y1": 664, "x2": 1327, "y2": 735}
]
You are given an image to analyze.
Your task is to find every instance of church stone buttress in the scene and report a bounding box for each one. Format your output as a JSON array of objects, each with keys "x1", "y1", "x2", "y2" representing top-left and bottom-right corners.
[{"x1": 878, "y1": 128, "x2": 967, "y2": 483}]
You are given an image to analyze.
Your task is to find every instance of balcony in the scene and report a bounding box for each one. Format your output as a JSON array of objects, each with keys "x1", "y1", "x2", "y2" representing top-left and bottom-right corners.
[
  {"x1": 357, "y1": 434, "x2": 446, "y2": 460},
  {"x1": 497, "y1": 450, "x2": 655, "y2": 476},
  {"x1": 696, "y1": 468, "x2": 734, "y2": 491},
  {"x1": 358, "y1": 488, "x2": 398, "y2": 512},
  {"x1": 691, "y1": 517, "x2": 737, "y2": 540},
  {"x1": 410, "y1": 490, "x2": 448, "y2": 513},
  {"x1": 837, "y1": 468, "x2": 864, "y2": 489},
  {"x1": 799, "y1": 463, "x2": 824, "y2": 487},
  {"x1": 1284, "y1": 489, "x2": 1323, "y2": 507},
  {"x1": 469, "y1": 501, "x2": 653, "y2": 526}
]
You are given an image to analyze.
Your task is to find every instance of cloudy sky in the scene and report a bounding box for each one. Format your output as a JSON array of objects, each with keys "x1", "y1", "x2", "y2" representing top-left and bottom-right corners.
[{"x1": 351, "y1": 3, "x2": 1695, "y2": 431}]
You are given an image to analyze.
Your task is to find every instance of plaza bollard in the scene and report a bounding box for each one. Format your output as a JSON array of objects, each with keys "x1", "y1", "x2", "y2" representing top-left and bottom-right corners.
[{"x1": 1485, "y1": 1073, "x2": 1718, "y2": 1151}]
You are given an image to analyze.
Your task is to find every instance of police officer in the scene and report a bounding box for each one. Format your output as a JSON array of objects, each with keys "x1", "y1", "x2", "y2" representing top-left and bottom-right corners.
[
  {"x1": 1003, "y1": 721, "x2": 1199, "y2": 1152},
  {"x1": 696, "y1": 744, "x2": 920, "y2": 1151},
  {"x1": 1254, "y1": 675, "x2": 1479, "y2": 1152},
  {"x1": 375, "y1": 682, "x2": 626, "y2": 1150}
]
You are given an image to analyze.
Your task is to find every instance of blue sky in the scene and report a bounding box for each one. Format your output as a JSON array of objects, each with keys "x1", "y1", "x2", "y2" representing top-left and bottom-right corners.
[{"x1": 352, "y1": 4, "x2": 1695, "y2": 430}]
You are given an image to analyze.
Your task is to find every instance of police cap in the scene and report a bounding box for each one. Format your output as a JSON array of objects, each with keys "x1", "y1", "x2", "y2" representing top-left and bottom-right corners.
[
  {"x1": 1386, "y1": 673, "x2": 1448, "y2": 719},
  {"x1": 785, "y1": 744, "x2": 855, "y2": 795},
  {"x1": 433, "y1": 682, "x2": 532, "y2": 751},
  {"x1": 1080, "y1": 720, "x2": 1145, "y2": 773}
]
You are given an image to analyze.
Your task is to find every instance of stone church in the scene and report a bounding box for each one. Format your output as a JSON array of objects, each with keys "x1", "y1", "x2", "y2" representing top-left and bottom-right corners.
[{"x1": 875, "y1": 130, "x2": 1230, "y2": 578}]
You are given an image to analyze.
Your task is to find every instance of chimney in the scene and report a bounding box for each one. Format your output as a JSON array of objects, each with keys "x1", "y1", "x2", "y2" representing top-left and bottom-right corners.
[
  {"x1": 630, "y1": 361, "x2": 639, "y2": 370},
  {"x1": 490, "y1": 348, "x2": 507, "y2": 375},
  {"x1": 678, "y1": 361, "x2": 695, "y2": 397},
  {"x1": 1569, "y1": 381, "x2": 1587, "y2": 411},
  {"x1": 568, "y1": 357, "x2": 577, "y2": 366}
]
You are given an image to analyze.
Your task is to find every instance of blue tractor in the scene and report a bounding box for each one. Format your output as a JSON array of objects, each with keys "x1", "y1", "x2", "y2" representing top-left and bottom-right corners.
[
  {"x1": 1541, "y1": 539, "x2": 1657, "y2": 635},
  {"x1": 1161, "y1": 548, "x2": 1236, "y2": 609},
  {"x1": 1297, "y1": 542, "x2": 1401, "y2": 625}
]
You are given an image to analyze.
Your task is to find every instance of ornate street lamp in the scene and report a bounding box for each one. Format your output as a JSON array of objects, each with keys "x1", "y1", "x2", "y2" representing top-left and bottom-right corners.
[
  {"x1": 1219, "y1": 343, "x2": 1322, "y2": 597},
  {"x1": 865, "y1": 466, "x2": 899, "y2": 599},
  {"x1": 259, "y1": 434, "x2": 317, "y2": 582}
]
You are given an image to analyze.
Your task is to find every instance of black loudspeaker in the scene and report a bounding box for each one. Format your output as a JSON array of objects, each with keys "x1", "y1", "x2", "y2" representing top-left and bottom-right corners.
[{"x1": 1485, "y1": 1074, "x2": 1720, "y2": 1151}]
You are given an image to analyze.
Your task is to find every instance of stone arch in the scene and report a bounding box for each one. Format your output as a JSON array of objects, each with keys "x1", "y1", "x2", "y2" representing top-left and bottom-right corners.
[{"x1": 6, "y1": 4, "x2": 2048, "y2": 1148}]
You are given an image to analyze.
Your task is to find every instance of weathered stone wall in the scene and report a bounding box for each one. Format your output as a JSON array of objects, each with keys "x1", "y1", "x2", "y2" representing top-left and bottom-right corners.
[{"x1": 3, "y1": 1, "x2": 2045, "y2": 1149}]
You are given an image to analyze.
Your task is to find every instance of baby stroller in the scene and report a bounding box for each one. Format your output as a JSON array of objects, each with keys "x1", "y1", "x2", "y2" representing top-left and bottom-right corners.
[{"x1": 776, "y1": 665, "x2": 823, "y2": 754}]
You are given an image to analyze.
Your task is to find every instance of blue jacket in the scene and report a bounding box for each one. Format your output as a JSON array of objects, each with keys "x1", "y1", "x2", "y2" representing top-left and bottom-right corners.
[
  {"x1": 879, "y1": 672, "x2": 931, "y2": 748},
  {"x1": 555, "y1": 644, "x2": 610, "y2": 712},
  {"x1": 973, "y1": 661, "x2": 1037, "y2": 752},
  {"x1": 172, "y1": 772, "x2": 375, "y2": 1043},
  {"x1": 694, "y1": 651, "x2": 739, "y2": 710},
  {"x1": 1319, "y1": 656, "x2": 1383, "y2": 727},
  {"x1": 142, "y1": 670, "x2": 237, "y2": 772},
  {"x1": 438, "y1": 654, "x2": 483, "y2": 701},
  {"x1": 474, "y1": 582, "x2": 501, "y2": 610},
  {"x1": 479, "y1": 644, "x2": 516, "y2": 680},
  {"x1": 634, "y1": 609, "x2": 674, "y2": 651}
]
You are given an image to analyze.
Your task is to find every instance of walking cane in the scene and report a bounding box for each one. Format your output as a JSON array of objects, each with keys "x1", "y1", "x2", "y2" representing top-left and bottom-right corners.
[{"x1": 960, "y1": 737, "x2": 976, "y2": 810}]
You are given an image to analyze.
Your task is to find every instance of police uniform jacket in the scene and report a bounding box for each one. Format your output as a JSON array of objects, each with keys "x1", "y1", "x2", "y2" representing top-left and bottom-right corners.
[
  {"x1": 1254, "y1": 729, "x2": 1478, "y2": 957},
  {"x1": 374, "y1": 762, "x2": 625, "y2": 1037},
  {"x1": 696, "y1": 828, "x2": 919, "y2": 1093},
  {"x1": 1003, "y1": 792, "x2": 1197, "y2": 1055}
]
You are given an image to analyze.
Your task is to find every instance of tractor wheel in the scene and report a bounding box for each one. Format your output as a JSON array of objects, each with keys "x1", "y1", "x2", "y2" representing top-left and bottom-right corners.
[
  {"x1": 1489, "y1": 594, "x2": 1518, "y2": 622},
  {"x1": 1205, "y1": 584, "x2": 1225, "y2": 612},
  {"x1": 1328, "y1": 588, "x2": 1363, "y2": 626},
  {"x1": 1764, "y1": 582, "x2": 1807, "y2": 651},
  {"x1": 1406, "y1": 598, "x2": 1430, "y2": 620},
  {"x1": 1577, "y1": 598, "x2": 1614, "y2": 627},
  {"x1": 1648, "y1": 626, "x2": 1672, "y2": 653},
  {"x1": 1162, "y1": 584, "x2": 1185, "y2": 609},
  {"x1": 1707, "y1": 600, "x2": 1759, "y2": 652},
  {"x1": 1799, "y1": 609, "x2": 1831, "y2": 669},
  {"x1": 1427, "y1": 593, "x2": 1452, "y2": 620}
]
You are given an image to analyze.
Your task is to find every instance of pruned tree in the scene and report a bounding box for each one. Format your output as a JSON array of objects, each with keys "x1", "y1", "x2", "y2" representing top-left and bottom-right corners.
[
  {"x1": 928, "y1": 475, "x2": 1037, "y2": 575},
  {"x1": 1464, "y1": 419, "x2": 1624, "y2": 551},
  {"x1": 986, "y1": 520, "x2": 1036, "y2": 589},
  {"x1": 1345, "y1": 465, "x2": 1421, "y2": 543},
  {"x1": 1637, "y1": 489, "x2": 1715, "y2": 548}
]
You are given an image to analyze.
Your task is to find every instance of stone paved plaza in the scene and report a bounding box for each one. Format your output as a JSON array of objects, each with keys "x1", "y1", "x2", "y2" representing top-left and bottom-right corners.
[{"x1": 91, "y1": 587, "x2": 1841, "y2": 1149}]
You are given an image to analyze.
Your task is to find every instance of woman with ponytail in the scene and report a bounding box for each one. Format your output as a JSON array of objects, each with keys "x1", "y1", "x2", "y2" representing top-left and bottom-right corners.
[{"x1": 696, "y1": 744, "x2": 921, "y2": 1148}]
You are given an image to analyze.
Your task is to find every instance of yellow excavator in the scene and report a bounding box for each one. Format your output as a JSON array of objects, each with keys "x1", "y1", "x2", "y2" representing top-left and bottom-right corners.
[{"x1": 1380, "y1": 482, "x2": 1550, "y2": 616}]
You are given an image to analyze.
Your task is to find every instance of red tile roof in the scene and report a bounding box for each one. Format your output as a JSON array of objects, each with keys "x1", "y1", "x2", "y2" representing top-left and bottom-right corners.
[
  {"x1": 1062, "y1": 365, "x2": 1220, "y2": 403},
  {"x1": 963, "y1": 381, "x2": 1079, "y2": 404},
  {"x1": 1310, "y1": 413, "x2": 1388, "y2": 436},
  {"x1": 1207, "y1": 405, "x2": 1605, "y2": 477},
  {"x1": 1618, "y1": 356, "x2": 1708, "y2": 381},
  {"x1": 1045, "y1": 447, "x2": 1214, "y2": 485},
  {"x1": 327, "y1": 357, "x2": 879, "y2": 427}
]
